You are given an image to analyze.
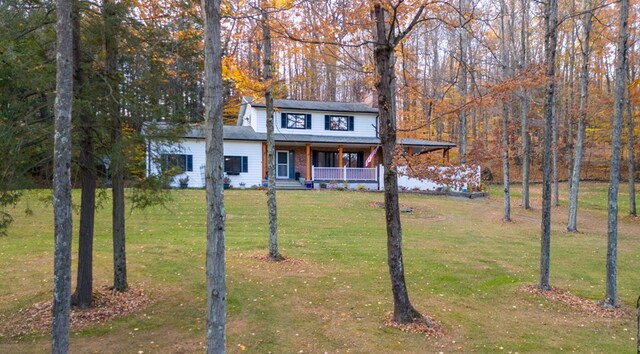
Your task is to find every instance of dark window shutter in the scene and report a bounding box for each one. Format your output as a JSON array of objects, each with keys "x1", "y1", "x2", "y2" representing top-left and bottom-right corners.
[
  {"x1": 186, "y1": 155, "x2": 193, "y2": 171},
  {"x1": 306, "y1": 114, "x2": 312, "y2": 129},
  {"x1": 325, "y1": 115, "x2": 330, "y2": 130},
  {"x1": 281, "y1": 113, "x2": 287, "y2": 128},
  {"x1": 348, "y1": 116, "x2": 354, "y2": 131},
  {"x1": 242, "y1": 156, "x2": 248, "y2": 172}
]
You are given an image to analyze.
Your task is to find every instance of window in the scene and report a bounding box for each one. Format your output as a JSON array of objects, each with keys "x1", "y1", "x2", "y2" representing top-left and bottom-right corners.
[
  {"x1": 342, "y1": 152, "x2": 363, "y2": 168},
  {"x1": 312, "y1": 151, "x2": 363, "y2": 168},
  {"x1": 161, "y1": 154, "x2": 193, "y2": 173},
  {"x1": 281, "y1": 113, "x2": 312, "y2": 129},
  {"x1": 224, "y1": 156, "x2": 248, "y2": 174},
  {"x1": 325, "y1": 115, "x2": 354, "y2": 131}
]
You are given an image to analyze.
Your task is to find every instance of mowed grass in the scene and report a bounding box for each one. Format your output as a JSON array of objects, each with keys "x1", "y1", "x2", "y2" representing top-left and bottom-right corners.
[{"x1": 0, "y1": 182, "x2": 638, "y2": 353}]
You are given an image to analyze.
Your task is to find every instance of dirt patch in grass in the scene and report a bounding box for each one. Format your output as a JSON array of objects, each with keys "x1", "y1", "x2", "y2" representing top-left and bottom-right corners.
[
  {"x1": 252, "y1": 254, "x2": 306, "y2": 266},
  {"x1": 383, "y1": 312, "x2": 444, "y2": 337},
  {"x1": 1, "y1": 286, "x2": 150, "y2": 337},
  {"x1": 370, "y1": 201, "x2": 414, "y2": 212},
  {"x1": 519, "y1": 285, "x2": 630, "y2": 319}
]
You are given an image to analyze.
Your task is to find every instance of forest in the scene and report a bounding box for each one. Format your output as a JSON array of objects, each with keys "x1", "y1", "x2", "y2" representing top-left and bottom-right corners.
[{"x1": 1, "y1": 0, "x2": 638, "y2": 198}]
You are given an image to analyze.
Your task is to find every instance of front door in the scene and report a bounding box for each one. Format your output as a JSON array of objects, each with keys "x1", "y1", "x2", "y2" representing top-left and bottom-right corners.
[{"x1": 276, "y1": 150, "x2": 289, "y2": 178}]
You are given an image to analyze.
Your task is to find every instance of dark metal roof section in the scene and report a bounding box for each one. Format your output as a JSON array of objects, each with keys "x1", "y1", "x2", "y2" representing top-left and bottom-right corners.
[{"x1": 242, "y1": 96, "x2": 379, "y2": 114}]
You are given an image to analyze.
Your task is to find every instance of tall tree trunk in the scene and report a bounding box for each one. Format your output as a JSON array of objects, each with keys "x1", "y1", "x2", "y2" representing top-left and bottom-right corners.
[
  {"x1": 104, "y1": 0, "x2": 127, "y2": 292},
  {"x1": 625, "y1": 71, "x2": 636, "y2": 216},
  {"x1": 202, "y1": 0, "x2": 226, "y2": 351},
  {"x1": 262, "y1": 4, "x2": 282, "y2": 262},
  {"x1": 458, "y1": 0, "x2": 468, "y2": 165},
  {"x1": 373, "y1": 3, "x2": 423, "y2": 325},
  {"x1": 566, "y1": 0, "x2": 577, "y2": 193},
  {"x1": 539, "y1": 0, "x2": 558, "y2": 291},
  {"x1": 71, "y1": 0, "x2": 96, "y2": 308},
  {"x1": 567, "y1": 0, "x2": 593, "y2": 232},
  {"x1": 52, "y1": 0, "x2": 73, "y2": 350},
  {"x1": 605, "y1": 0, "x2": 629, "y2": 308},
  {"x1": 500, "y1": 0, "x2": 511, "y2": 222},
  {"x1": 552, "y1": 100, "x2": 559, "y2": 207}
]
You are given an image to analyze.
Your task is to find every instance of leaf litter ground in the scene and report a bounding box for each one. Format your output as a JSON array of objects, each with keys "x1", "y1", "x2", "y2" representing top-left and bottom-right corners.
[
  {"x1": 1, "y1": 285, "x2": 150, "y2": 337},
  {"x1": 519, "y1": 285, "x2": 630, "y2": 319}
]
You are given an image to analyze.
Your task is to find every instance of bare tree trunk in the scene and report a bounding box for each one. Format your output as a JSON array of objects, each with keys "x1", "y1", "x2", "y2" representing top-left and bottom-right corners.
[
  {"x1": 539, "y1": 0, "x2": 558, "y2": 291},
  {"x1": 626, "y1": 71, "x2": 636, "y2": 216},
  {"x1": 71, "y1": 0, "x2": 95, "y2": 308},
  {"x1": 262, "y1": 4, "x2": 282, "y2": 262},
  {"x1": 458, "y1": 0, "x2": 468, "y2": 165},
  {"x1": 553, "y1": 101, "x2": 559, "y2": 207},
  {"x1": 52, "y1": 0, "x2": 73, "y2": 350},
  {"x1": 202, "y1": 0, "x2": 226, "y2": 351},
  {"x1": 568, "y1": 0, "x2": 593, "y2": 232},
  {"x1": 605, "y1": 0, "x2": 629, "y2": 308},
  {"x1": 518, "y1": 0, "x2": 530, "y2": 209},
  {"x1": 500, "y1": 0, "x2": 511, "y2": 222},
  {"x1": 104, "y1": 0, "x2": 127, "y2": 292},
  {"x1": 373, "y1": 3, "x2": 424, "y2": 325},
  {"x1": 566, "y1": 0, "x2": 577, "y2": 193}
]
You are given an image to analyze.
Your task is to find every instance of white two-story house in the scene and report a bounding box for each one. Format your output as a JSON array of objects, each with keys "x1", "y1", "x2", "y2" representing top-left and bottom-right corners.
[{"x1": 147, "y1": 97, "x2": 455, "y2": 189}]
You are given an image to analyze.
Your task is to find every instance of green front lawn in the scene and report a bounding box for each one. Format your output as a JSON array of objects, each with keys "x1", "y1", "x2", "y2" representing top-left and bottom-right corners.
[{"x1": 0, "y1": 183, "x2": 638, "y2": 353}]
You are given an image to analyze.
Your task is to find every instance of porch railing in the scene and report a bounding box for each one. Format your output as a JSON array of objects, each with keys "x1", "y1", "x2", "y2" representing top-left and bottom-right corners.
[{"x1": 312, "y1": 166, "x2": 377, "y2": 181}]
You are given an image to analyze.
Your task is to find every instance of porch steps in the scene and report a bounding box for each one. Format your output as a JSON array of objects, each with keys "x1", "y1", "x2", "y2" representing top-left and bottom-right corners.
[{"x1": 275, "y1": 179, "x2": 307, "y2": 190}]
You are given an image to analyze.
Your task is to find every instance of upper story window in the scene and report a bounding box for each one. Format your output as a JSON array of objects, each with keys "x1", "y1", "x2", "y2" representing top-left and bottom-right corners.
[
  {"x1": 281, "y1": 113, "x2": 312, "y2": 129},
  {"x1": 325, "y1": 115, "x2": 354, "y2": 131}
]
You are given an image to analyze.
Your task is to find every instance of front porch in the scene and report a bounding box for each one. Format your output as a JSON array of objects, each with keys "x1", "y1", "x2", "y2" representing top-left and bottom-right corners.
[{"x1": 261, "y1": 142, "x2": 381, "y2": 185}]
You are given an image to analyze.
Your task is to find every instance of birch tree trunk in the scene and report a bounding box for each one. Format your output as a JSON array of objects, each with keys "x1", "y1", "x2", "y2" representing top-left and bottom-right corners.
[
  {"x1": 202, "y1": 0, "x2": 226, "y2": 351},
  {"x1": 500, "y1": 0, "x2": 511, "y2": 222},
  {"x1": 539, "y1": 0, "x2": 558, "y2": 291},
  {"x1": 52, "y1": 0, "x2": 73, "y2": 350},
  {"x1": 567, "y1": 0, "x2": 593, "y2": 232},
  {"x1": 262, "y1": 5, "x2": 282, "y2": 261},
  {"x1": 604, "y1": 0, "x2": 629, "y2": 308}
]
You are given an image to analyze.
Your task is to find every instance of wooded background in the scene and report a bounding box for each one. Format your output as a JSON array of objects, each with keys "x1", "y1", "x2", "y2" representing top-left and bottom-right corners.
[{"x1": 1, "y1": 0, "x2": 638, "y2": 187}]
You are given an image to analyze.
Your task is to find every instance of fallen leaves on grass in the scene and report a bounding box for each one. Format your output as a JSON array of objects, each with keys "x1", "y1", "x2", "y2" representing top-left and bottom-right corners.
[
  {"x1": 520, "y1": 285, "x2": 630, "y2": 319},
  {"x1": 383, "y1": 312, "x2": 444, "y2": 337},
  {"x1": 252, "y1": 254, "x2": 305, "y2": 266},
  {"x1": 2, "y1": 286, "x2": 150, "y2": 337}
]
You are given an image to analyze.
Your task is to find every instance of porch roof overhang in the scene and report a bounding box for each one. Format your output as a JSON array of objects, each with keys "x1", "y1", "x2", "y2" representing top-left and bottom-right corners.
[{"x1": 182, "y1": 125, "x2": 456, "y2": 152}]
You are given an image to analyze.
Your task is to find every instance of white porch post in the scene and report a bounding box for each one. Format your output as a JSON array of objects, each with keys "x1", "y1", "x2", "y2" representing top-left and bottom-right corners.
[
  {"x1": 311, "y1": 165, "x2": 315, "y2": 181},
  {"x1": 343, "y1": 165, "x2": 347, "y2": 181}
]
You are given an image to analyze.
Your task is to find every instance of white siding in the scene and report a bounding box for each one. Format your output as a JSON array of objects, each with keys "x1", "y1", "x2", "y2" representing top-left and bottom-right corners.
[
  {"x1": 240, "y1": 103, "x2": 259, "y2": 132},
  {"x1": 252, "y1": 108, "x2": 378, "y2": 137},
  {"x1": 223, "y1": 140, "x2": 263, "y2": 188},
  {"x1": 147, "y1": 138, "x2": 263, "y2": 188}
]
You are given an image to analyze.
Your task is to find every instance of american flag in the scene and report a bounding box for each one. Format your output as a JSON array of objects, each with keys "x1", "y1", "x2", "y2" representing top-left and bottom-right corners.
[{"x1": 365, "y1": 146, "x2": 379, "y2": 166}]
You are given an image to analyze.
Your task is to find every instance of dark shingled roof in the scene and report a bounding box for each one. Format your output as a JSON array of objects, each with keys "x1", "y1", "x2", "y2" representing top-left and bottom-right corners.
[
  {"x1": 242, "y1": 96, "x2": 379, "y2": 114},
  {"x1": 180, "y1": 125, "x2": 455, "y2": 151}
]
